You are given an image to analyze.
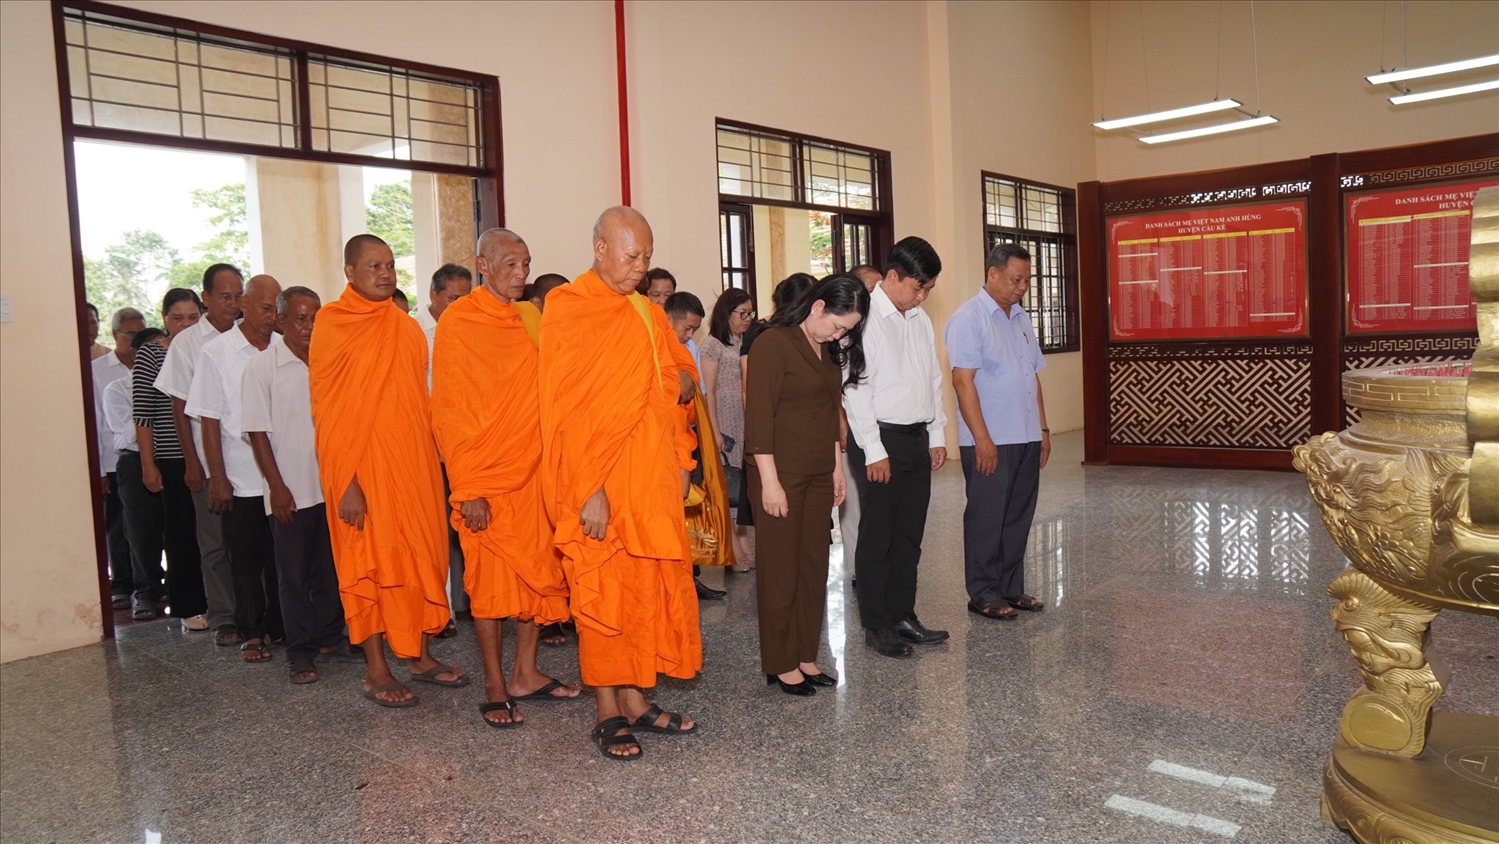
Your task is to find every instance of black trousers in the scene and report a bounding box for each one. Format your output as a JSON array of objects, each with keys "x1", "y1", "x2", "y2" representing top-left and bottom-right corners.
[
  {"x1": 159, "y1": 458, "x2": 207, "y2": 618},
  {"x1": 960, "y1": 443, "x2": 1041, "y2": 603},
  {"x1": 115, "y1": 452, "x2": 163, "y2": 603},
  {"x1": 442, "y1": 466, "x2": 468, "y2": 616},
  {"x1": 104, "y1": 470, "x2": 133, "y2": 597},
  {"x1": 271, "y1": 503, "x2": 345, "y2": 662},
  {"x1": 749, "y1": 466, "x2": 833, "y2": 675},
  {"x1": 848, "y1": 424, "x2": 932, "y2": 631},
  {"x1": 224, "y1": 496, "x2": 282, "y2": 641}
]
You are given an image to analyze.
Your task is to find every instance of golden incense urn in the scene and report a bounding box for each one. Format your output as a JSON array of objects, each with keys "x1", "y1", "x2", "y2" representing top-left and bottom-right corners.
[{"x1": 1294, "y1": 186, "x2": 1498, "y2": 843}]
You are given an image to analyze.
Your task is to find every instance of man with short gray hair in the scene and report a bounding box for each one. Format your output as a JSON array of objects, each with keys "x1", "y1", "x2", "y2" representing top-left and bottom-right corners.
[
  {"x1": 93, "y1": 307, "x2": 146, "y2": 609},
  {"x1": 944, "y1": 242, "x2": 1050, "y2": 623}
]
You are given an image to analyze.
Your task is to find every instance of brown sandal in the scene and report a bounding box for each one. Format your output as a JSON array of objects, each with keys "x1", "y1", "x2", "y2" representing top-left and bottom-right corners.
[{"x1": 967, "y1": 600, "x2": 1017, "y2": 620}]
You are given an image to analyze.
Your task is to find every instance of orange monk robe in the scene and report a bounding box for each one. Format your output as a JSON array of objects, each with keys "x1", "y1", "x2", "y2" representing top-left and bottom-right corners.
[
  {"x1": 309, "y1": 286, "x2": 449, "y2": 659},
  {"x1": 538, "y1": 270, "x2": 701, "y2": 688},
  {"x1": 430, "y1": 291, "x2": 569, "y2": 623},
  {"x1": 673, "y1": 342, "x2": 737, "y2": 568}
]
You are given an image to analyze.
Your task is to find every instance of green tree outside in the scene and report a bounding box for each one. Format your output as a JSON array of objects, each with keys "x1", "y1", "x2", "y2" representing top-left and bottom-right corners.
[{"x1": 365, "y1": 180, "x2": 416, "y2": 298}]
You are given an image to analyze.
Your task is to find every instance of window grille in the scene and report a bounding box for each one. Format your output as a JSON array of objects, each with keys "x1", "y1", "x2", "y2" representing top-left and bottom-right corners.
[
  {"x1": 983, "y1": 173, "x2": 1079, "y2": 353},
  {"x1": 717, "y1": 121, "x2": 883, "y2": 213}
]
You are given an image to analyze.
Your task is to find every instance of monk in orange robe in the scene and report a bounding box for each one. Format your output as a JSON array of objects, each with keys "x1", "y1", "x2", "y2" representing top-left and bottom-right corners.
[
  {"x1": 664, "y1": 292, "x2": 737, "y2": 571},
  {"x1": 539, "y1": 206, "x2": 702, "y2": 760},
  {"x1": 310, "y1": 234, "x2": 467, "y2": 707},
  {"x1": 431, "y1": 228, "x2": 580, "y2": 727}
]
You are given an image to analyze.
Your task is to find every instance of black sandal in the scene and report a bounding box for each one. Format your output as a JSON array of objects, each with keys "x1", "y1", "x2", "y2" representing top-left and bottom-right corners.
[
  {"x1": 289, "y1": 658, "x2": 318, "y2": 684},
  {"x1": 591, "y1": 716, "x2": 642, "y2": 761},
  {"x1": 479, "y1": 700, "x2": 522, "y2": 729},
  {"x1": 515, "y1": 678, "x2": 576, "y2": 701},
  {"x1": 967, "y1": 600, "x2": 1017, "y2": 620},
  {"x1": 630, "y1": 704, "x2": 697, "y2": 735},
  {"x1": 1003, "y1": 594, "x2": 1045, "y2": 612}
]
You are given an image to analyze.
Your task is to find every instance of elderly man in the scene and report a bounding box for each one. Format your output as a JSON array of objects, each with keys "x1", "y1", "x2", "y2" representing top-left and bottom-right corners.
[
  {"x1": 850, "y1": 264, "x2": 883, "y2": 292},
  {"x1": 844, "y1": 237, "x2": 949, "y2": 658},
  {"x1": 93, "y1": 307, "x2": 146, "y2": 610},
  {"x1": 242, "y1": 286, "x2": 359, "y2": 683},
  {"x1": 188, "y1": 275, "x2": 285, "y2": 663},
  {"x1": 156, "y1": 263, "x2": 243, "y2": 645},
  {"x1": 432, "y1": 228, "x2": 580, "y2": 728},
  {"x1": 311, "y1": 234, "x2": 466, "y2": 707},
  {"x1": 530, "y1": 273, "x2": 569, "y2": 314},
  {"x1": 945, "y1": 243, "x2": 1049, "y2": 621},
  {"x1": 540, "y1": 207, "x2": 702, "y2": 760}
]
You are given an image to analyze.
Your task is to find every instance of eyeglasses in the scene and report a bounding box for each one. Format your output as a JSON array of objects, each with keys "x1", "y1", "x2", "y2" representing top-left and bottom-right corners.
[{"x1": 732, "y1": 308, "x2": 755, "y2": 319}]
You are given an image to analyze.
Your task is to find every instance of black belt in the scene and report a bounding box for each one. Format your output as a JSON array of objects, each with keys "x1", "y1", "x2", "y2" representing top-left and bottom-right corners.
[{"x1": 878, "y1": 421, "x2": 930, "y2": 435}]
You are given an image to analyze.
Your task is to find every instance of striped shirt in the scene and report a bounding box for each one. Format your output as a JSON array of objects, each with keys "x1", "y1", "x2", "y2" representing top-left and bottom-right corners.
[{"x1": 132, "y1": 343, "x2": 183, "y2": 460}]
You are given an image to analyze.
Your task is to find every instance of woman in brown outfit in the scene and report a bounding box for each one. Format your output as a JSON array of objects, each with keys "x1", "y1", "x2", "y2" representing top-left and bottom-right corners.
[{"x1": 744, "y1": 274, "x2": 870, "y2": 695}]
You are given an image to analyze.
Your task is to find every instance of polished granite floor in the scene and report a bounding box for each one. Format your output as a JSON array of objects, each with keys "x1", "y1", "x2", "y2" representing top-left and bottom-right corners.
[{"x1": 3, "y1": 432, "x2": 1495, "y2": 843}]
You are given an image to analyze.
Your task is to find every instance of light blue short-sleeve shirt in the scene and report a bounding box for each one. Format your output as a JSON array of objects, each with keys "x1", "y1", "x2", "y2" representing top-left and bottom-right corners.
[{"x1": 943, "y1": 290, "x2": 1046, "y2": 446}]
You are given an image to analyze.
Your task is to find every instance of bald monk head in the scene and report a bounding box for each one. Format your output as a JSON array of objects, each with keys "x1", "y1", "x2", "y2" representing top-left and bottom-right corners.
[
  {"x1": 531, "y1": 274, "x2": 569, "y2": 313},
  {"x1": 851, "y1": 264, "x2": 882, "y2": 292},
  {"x1": 475, "y1": 228, "x2": 532, "y2": 303},
  {"x1": 239, "y1": 274, "x2": 283, "y2": 348},
  {"x1": 343, "y1": 234, "x2": 398, "y2": 303},
  {"x1": 591, "y1": 206, "x2": 654, "y2": 296}
]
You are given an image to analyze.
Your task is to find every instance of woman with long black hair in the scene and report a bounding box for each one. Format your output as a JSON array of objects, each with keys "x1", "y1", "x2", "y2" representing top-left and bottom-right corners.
[{"x1": 743, "y1": 274, "x2": 869, "y2": 695}]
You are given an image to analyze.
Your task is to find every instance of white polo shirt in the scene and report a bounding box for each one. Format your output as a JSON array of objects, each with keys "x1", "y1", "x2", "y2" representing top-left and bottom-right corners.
[
  {"x1": 102, "y1": 377, "x2": 138, "y2": 455},
  {"x1": 90, "y1": 351, "x2": 131, "y2": 475},
  {"x1": 185, "y1": 325, "x2": 268, "y2": 497},
  {"x1": 241, "y1": 336, "x2": 324, "y2": 517},
  {"x1": 155, "y1": 316, "x2": 235, "y2": 465},
  {"x1": 415, "y1": 304, "x2": 438, "y2": 391}
]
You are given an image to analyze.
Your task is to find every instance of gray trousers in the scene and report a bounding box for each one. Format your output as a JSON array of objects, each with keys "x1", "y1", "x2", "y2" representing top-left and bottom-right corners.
[
  {"x1": 837, "y1": 452, "x2": 860, "y2": 570},
  {"x1": 193, "y1": 486, "x2": 236, "y2": 628},
  {"x1": 960, "y1": 442, "x2": 1041, "y2": 603}
]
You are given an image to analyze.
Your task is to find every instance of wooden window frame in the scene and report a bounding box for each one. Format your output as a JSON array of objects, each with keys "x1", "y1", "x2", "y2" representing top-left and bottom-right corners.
[{"x1": 981, "y1": 171, "x2": 1080, "y2": 354}]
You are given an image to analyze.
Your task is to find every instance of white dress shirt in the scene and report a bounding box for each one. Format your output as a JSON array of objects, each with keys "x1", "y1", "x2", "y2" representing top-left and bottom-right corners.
[
  {"x1": 91, "y1": 351, "x2": 131, "y2": 475},
  {"x1": 155, "y1": 316, "x2": 235, "y2": 466},
  {"x1": 416, "y1": 304, "x2": 438, "y2": 391},
  {"x1": 843, "y1": 284, "x2": 947, "y2": 463},
  {"x1": 102, "y1": 377, "x2": 138, "y2": 455},
  {"x1": 185, "y1": 326, "x2": 268, "y2": 497},
  {"x1": 240, "y1": 336, "x2": 324, "y2": 517}
]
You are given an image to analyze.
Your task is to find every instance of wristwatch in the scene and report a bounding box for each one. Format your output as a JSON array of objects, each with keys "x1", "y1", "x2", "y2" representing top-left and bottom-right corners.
[{"x1": 1041, "y1": 428, "x2": 1050, "y2": 434}]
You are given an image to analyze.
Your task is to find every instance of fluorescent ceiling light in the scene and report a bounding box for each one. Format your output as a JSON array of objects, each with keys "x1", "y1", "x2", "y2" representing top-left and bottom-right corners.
[
  {"x1": 1139, "y1": 115, "x2": 1278, "y2": 144},
  {"x1": 1367, "y1": 54, "x2": 1499, "y2": 85},
  {"x1": 1389, "y1": 78, "x2": 1499, "y2": 104},
  {"x1": 1093, "y1": 99, "x2": 1242, "y2": 131}
]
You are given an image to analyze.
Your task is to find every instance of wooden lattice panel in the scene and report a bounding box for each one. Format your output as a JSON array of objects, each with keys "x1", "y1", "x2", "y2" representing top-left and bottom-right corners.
[{"x1": 1108, "y1": 343, "x2": 1313, "y2": 449}]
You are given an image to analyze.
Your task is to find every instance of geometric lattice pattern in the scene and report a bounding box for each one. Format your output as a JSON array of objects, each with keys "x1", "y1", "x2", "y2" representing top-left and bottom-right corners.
[
  {"x1": 1109, "y1": 343, "x2": 1312, "y2": 448},
  {"x1": 1340, "y1": 335, "x2": 1478, "y2": 427}
]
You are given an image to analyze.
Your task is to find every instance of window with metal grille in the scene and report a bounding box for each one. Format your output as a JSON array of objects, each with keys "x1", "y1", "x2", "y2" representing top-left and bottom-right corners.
[
  {"x1": 61, "y1": 4, "x2": 493, "y2": 175},
  {"x1": 716, "y1": 121, "x2": 883, "y2": 213},
  {"x1": 982, "y1": 173, "x2": 1079, "y2": 353}
]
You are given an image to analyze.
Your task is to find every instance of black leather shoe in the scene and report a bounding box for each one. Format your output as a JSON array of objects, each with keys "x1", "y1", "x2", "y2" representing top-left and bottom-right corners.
[
  {"x1": 802, "y1": 671, "x2": 838, "y2": 687},
  {"x1": 694, "y1": 578, "x2": 726, "y2": 600},
  {"x1": 864, "y1": 627, "x2": 914, "y2": 658},
  {"x1": 894, "y1": 616, "x2": 949, "y2": 644},
  {"x1": 766, "y1": 673, "x2": 816, "y2": 696}
]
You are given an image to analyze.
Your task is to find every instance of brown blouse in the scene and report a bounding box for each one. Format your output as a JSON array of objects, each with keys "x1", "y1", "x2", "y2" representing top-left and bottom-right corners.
[{"x1": 743, "y1": 325, "x2": 843, "y2": 476}]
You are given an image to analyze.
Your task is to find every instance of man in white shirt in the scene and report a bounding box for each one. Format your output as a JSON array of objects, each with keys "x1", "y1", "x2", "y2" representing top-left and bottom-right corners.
[
  {"x1": 188, "y1": 274, "x2": 283, "y2": 663},
  {"x1": 243, "y1": 286, "x2": 355, "y2": 684},
  {"x1": 93, "y1": 307, "x2": 145, "y2": 610},
  {"x1": 843, "y1": 237, "x2": 950, "y2": 658},
  {"x1": 156, "y1": 263, "x2": 243, "y2": 644}
]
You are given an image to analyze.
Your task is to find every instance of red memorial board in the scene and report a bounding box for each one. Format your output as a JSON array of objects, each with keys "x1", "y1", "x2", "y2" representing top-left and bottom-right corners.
[
  {"x1": 1108, "y1": 202, "x2": 1308, "y2": 341},
  {"x1": 1345, "y1": 178, "x2": 1496, "y2": 334}
]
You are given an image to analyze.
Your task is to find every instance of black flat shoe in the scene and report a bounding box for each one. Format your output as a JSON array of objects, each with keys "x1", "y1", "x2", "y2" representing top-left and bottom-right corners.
[
  {"x1": 894, "y1": 615, "x2": 949, "y2": 644},
  {"x1": 864, "y1": 628, "x2": 914, "y2": 658},
  {"x1": 766, "y1": 673, "x2": 816, "y2": 696},
  {"x1": 802, "y1": 671, "x2": 837, "y2": 687},
  {"x1": 694, "y1": 578, "x2": 726, "y2": 600}
]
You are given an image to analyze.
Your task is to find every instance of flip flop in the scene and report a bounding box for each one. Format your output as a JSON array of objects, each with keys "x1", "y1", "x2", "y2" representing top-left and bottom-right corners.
[
  {"x1": 289, "y1": 658, "x2": 318, "y2": 684},
  {"x1": 630, "y1": 704, "x2": 697, "y2": 735},
  {"x1": 215, "y1": 626, "x2": 242, "y2": 647},
  {"x1": 1003, "y1": 594, "x2": 1045, "y2": 612},
  {"x1": 410, "y1": 662, "x2": 470, "y2": 687},
  {"x1": 240, "y1": 640, "x2": 272, "y2": 662},
  {"x1": 591, "y1": 716, "x2": 642, "y2": 761},
  {"x1": 363, "y1": 680, "x2": 418, "y2": 708},
  {"x1": 538, "y1": 622, "x2": 567, "y2": 645},
  {"x1": 967, "y1": 601, "x2": 1017, "y2": 620},
  {"x1": 479, "y1": 700, "x2": 523, "y2": 729},
  {"x1": 514, "y1": 678, "x2": 577, "y2": 701}
]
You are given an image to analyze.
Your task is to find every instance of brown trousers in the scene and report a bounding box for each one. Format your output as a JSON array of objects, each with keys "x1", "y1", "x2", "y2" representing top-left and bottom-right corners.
[{"x1": 749, "y1": 465, "x2": 834, "y2": 675}]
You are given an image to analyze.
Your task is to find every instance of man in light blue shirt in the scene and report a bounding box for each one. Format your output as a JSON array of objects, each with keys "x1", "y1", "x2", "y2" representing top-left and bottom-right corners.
[{"x1": 943, "y1": 243, "x2": 1051, "y2": 621}]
